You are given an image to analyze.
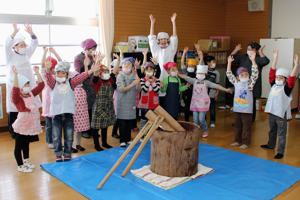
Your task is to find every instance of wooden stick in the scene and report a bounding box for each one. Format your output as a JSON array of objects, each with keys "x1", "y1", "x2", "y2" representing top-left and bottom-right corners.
[
  {"x1": 154, "y1": 106, "x2": 185, "y2": 131},
  {"x1": 97, "y1": 122, "x2": 152, "y2": 189},
  {"x1": 121, "y1": 117, "x2": 164, "y2": 177},
  {"x1": 145, "y1": 110, "x2": 175, "y2": 131}
]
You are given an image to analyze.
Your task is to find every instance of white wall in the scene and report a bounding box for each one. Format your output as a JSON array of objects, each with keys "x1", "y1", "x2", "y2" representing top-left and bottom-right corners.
[{"x1": 271, "y1": 0, "x2": 300, "y2": 38}]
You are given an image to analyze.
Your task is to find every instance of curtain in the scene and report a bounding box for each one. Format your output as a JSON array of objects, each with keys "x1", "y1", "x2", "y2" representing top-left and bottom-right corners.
[{"x1": 98, "y1": 0, "x2": 114, "y2": 66}]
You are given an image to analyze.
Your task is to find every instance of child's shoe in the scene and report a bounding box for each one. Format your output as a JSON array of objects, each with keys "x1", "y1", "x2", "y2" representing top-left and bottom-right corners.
[
  {"x1": 230, "y1": 142, "x2": 240, "y2": 147},
  {"x1": 64, "y1": 155, "x2": 72, "y2": 162},
  {"x1": 120, "y1": 142, "x2": 126, "y2": 148},
  {"x1": 274, "y1": 153, "x2": 284, "y2": 159},
  {"x1": 72, "y1": 147, "x2": 78, "y2": 153},
  {"x1": 48, "y1": 143, "x2": 54, "y2": 149},
  {"x1": 17, "y1": 165, "x2": 33, "y2": 173},
  {"x1": 56, "y1": 156, "x2": 63, "y2": 162},
  {"x1": 76, "y1": 145, "x2": 85, "y2": 151},
  {"x1": 95, "y1": 145, "x2": 103, "y2": 151},
  {"x1": 210, "y1": 123, "x2": 215, "y2": 128},
  {"x1": 23, "y1": 159, "x2": 35, "y2": 169},
  {"x1": 102, "y1": 143, "x2": 112, "y2": 149},
  {"x1": 239, "y1": 144, "x2": 248, "y2": 150},
  {"x1": 202, "y1": 132, "x2": 208, "y2": 138}
]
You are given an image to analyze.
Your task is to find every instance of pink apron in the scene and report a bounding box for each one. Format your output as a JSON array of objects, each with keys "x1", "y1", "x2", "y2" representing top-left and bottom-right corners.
[
  {"x1": 12, "y1": 93, "x2": 42, "y2": 135},
  {"x1": 190, "y1": 81, "x2": 210, "y2": 112}
]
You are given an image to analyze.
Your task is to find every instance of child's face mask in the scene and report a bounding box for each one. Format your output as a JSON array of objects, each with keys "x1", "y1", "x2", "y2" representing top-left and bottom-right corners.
[
  {"x1": 22, "y1": 86, "x2": 31, "y2": 94},
  {"x1": 196, "y1": 74, "x2": 205, "y2": 80},
  {"x1": 187, "y1": 67, "x2": 195, "y2": 73},
  {"x1": 101, "y1": 73, "x2": 110, "y2": 80},
  {"x1": 56, "y1": 77, "x2": 66, "y2": 83},
  {"x1": 17, "y1": 47, "x2": 26, "y2": 55},
  {"x1": 275, "y1": 76, "x2": 286, "y2": 86},
  {"x1": 145, "y1": 70, "x2": 154, "y2": 77},
  {"x1": 239, "y1": 72, "x2": 249, "y2": 83},
  {"x1": 122, "y1": 62, "x2": 133, "y2": 74}
]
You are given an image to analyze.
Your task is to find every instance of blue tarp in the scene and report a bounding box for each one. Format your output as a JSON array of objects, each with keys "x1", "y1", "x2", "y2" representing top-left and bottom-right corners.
[{"x1": 41, "y1": 143, "x2": 300, "y2": 200}]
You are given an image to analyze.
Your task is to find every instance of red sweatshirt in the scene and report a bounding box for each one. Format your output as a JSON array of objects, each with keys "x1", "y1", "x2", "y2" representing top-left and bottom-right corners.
[{"x1": 269, "y1": 68, "x2": 296, "y2": 96}]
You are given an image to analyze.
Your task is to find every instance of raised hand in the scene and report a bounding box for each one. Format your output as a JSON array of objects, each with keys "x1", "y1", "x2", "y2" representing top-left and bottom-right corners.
[
  {"x1": 24, "y1": 24, "x2": 33, "y2": 35},
  {"x1": 13, "y1": 23, "x2": 19, "y2": 33},
  {"x1": 258, "y1": 45, "x2": 266, "y2": 56},
  {"x1": 234, "y1": 44, "x2": 242, "y2": 52},
  {"x1": 171, "y1": 13, "x2": 177, "y2": 23},
  {"x1": 227, "y1": 55, "x2": 234, "y2": 63},
  {"x1": 150, "y1": 57, "x2": 158, "y2": 65},
  {"x1": 142, "y1": 48, "x2": 148, "y2": 56},
  {"x1": 294, "y1": 54, "x2": 299, "y2": 67},
  {"x1": 134, "y1": 58, "x2": 141, "y2": 68},
  {"x1": 33, "y1": 65, "x2": 40, "y2": 74},
  {"x1": 183, "y1": 47, "x2": 189, "y2": 54},
  {"x1": 273, "y1": 49, "x2": 279, "y2": 60},
  {"x1": 194, "y1": 43, "x2": 201, "y2": 51},
  {"x1": 149, "y1": 14, "x2": 156, "y2": 23},
  {"x1": 84, "y1": 52, "x2": 91, "y2": 67}
]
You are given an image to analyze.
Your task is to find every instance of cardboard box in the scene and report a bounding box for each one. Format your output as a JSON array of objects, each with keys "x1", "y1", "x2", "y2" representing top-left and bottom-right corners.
[
  {"x1": 197, "y1": 39, "x2": 213, "y2": 51},
  {"x1": 128, "y1": 36, "x2": 149, "y2": 52},
  {"x1": 209, "y1": 36, "x2": 231, "y2": 51}
]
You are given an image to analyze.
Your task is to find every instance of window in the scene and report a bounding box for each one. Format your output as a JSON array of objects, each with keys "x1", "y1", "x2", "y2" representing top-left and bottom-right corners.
[{"x1": 0, "y1": 0, "x2": 99, "y2": 83}]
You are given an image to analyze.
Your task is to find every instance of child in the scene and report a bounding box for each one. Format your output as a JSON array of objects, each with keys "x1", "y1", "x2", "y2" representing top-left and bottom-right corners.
[
  {"x1": 205, "y1": 55, "x2": 220, "y2": 128},
  {"x1": 161, "y1": 62, "x2": 188, "y2": 119},
  {"x1": 45, "y1": 59, "x2": 100, "y2": 162},
  {"x1": 116, "y1": 57, "x2": 140, "y2": 147},
  {"x1": 12, "y1": 66, "x2": 44, "y2": 173},
  {"x1": 180, "y1": 46, "x2": 198, "y2": 121},
  {"x1": 91, "y1": 66, "x2": 116, "y2": 151},
  {"x1": 261, "y1": 51, "x2": 299, "y2": 159},
  {"x1": 70, "y1": 71, "x2": 89, "y2": 153},
  {"x1": 41, "y1": 47, "x2": 61, "y2": 149},
  {"x1": 179, "y1": 65, "x2": 231, "y2": 138},
  {"x1": 137, "y1": 61, "x2": 161, "y2": 128},
  {"x1": 226, "y1": 54, "x2": 258, "y2": 149},
  {"x1": 5, "y1": 24, "x2": 39, "y2": 139}
]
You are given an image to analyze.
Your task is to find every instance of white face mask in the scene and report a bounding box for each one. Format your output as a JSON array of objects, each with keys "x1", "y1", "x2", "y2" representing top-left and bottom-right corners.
[
  {"x1": 210, "y1": 63, "x2": 216, "y2": 69},
  {"x1": 170, "y1": 71, "x2": 178, "y2": 77},
  {"x1": 145, "y1": 71, "x2": 154, "y2": 77},
  {"x1": 187, "y1": 67, "x2": 195, "y2": 73},
  {"x1": 275, "y1": 80, "x2": 284, "y2": 86},
  {"x1": 196, "y1": 74, "x2": 205, "y2": 80},
  {"x1": 56, "y1": 77, "x2": 66, "y2": 83},
  {"x1": 17, "y1": 48, "x2": 26, "y2": 55},
  {"x1": 22, "y1": 86, "x2": 31, "y2": 94},
  {"x1": 101, "y1": 73, "x2": 110, "y2": 80},
  {"x1": 122, "y1": 68, "x2": 132, "y2": 75},
  {"x1": 239, "y1": 77, "x2": 249, "y2": 83}
]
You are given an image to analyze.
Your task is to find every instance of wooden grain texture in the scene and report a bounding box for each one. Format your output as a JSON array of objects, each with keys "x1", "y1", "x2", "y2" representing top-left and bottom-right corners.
[
  {"x1": 151, "y1": 122, "x2": 200, "y2": 177},
  {"x1": 0, "y1": 84, "x2": 8, "y2": 128}
]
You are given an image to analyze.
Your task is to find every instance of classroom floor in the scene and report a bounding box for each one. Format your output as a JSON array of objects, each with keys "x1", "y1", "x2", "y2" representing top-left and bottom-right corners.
[{"x1": 0, "y1": 109, "x2": 300, "y2": 200}]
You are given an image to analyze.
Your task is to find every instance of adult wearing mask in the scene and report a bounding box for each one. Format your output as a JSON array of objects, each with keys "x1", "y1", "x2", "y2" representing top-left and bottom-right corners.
[
  {"x1": 74, "y1": 38, "x2": 99, "y2": 138},
  {"x1": 5, "y1": 24, "x2": 39, "y2": 138},
  {"x1": 148, "y1": 13, "x2": 178, "y2": 105},
  {"x1": 230, "y1": 42, "x2": 270, "y2": 122}
]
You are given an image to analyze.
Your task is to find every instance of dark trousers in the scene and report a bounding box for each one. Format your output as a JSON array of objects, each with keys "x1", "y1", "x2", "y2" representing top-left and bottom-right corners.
[
  {"x1": 14, "y1": 134, "x2": 30, "y2": 166},
  {"x1": 45, "y1": 117, "x2": 53, "y2": 144},
  {"x1": 92, "y1": 127, "x2": 109, "y2": 147},
  {"x1": 267, "y1": 114, "x2": 287, "y2": 154},
  {"x1": 52, "y1": 114, "x2": 74, "y2": 157},
  {"x1": 252, "y1": 97, "x2": 257, "y2": 122},
  {"x1": 118, "y1": 119, "x2": 132, "y2": 143},
  {"x1": 234, "y1": 113, "x2": 253, "y2": 145},
  {"x1": 112, "y1": 120, "x2": 119, "y2": 136},
  {"x1": 8, "y1": 112, "x2": 18, "y2": 138},
  {"x1": 209, "y1": 98, "x2": 216, "y2": 124}
]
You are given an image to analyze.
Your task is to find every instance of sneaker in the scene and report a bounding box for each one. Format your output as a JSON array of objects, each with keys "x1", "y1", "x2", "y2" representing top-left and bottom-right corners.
[
  {"x1": 120, "y1": 142, "x2": 126, "y2": 148},
  {"x1": 23, "y1": 159, "x2": 35, "y2": 169},
  {"x1": 202, "y1": 132, "x2": 208, "y2": 138},
  {"x1": 17, "y1": 165, "x2": 33, "y2": 173},
  {"x1": 102, "y1": 143, "x2": 112, "y2": 149},
  {"x1": 210, "y1": 123, "x2": 216, "y2": 128},
  {"x1": 76, "y1": 145, "x2": 85, "y2": 151},
  {"x1": 239, "y1": 144, "x2": 249, "y2": 150},
  {"x1": 274, "y1": 153, "x2": 284, "y2": 159},
  {"x1": 48, "y1": 143, "x2": 54, "y2": 149},
  {"x1": 260, "y1": 144, "x2": 274, "y2": 150},
  {"x1": 72, "y1": 147, "x2": 78, "y2": 153},
  {"x1": 230, "y1": 142, "x2": 240, "y2": 147},
  {"x1": 56, "y1": 156, "x2": 63, "y2": 162},
  {"x1": 64, "y1": 155, "x2": 72, "y2": 162}
]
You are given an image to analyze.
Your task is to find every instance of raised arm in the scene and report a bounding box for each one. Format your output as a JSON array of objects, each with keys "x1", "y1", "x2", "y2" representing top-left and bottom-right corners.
[
  {"x1": 49, "y1": 47, "x2": 62, "y2": 61},
  {"x1": 31, "y1": 66, "x2": 45, "y2": 96},
  {"x1": 5, "y1": 24, "x2": 19, "y2": 60},
  {"x1": 181, "y1": 47, "x2": 188, "y2": 68},
  {"x1": 226, "y1": 56, "x2": 237, "y2": 84},
  {"x1": 171, "y1": 13, "x2": 177, "y2": 36},
  {"x1": 248, "y1": 53, "x2": 259, "y2": 90},
  {"x1": 230, "y1": 44, "x2": 242, "y2": 56},
  {"x1": 149, "y1": 14, "x2": 156, "y2": 36},
  {"x1": 24, "y1": 24, "x2": 38, "y2": 58},
  {"x1": 290, "y1": 54, "x2": 299, "y2": 77},
  {"x1": 41, "y1": 47, "x2": 48, "y2": 68},
  {"x1": 194, "y1": 43, "x2": 204, "y2": 64}
]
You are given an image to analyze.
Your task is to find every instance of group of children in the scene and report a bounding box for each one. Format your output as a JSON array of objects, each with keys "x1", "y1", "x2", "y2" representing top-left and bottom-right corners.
[{"x1": 5, "y1": 18, "x2": 299, "y2": 173}]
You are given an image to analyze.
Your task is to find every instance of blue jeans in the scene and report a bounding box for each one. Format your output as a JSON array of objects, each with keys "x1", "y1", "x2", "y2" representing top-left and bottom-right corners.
[
  {"x1": 52, "y1": 113, "x2": 74, "y2": 157},
  {"x1": 193, "y1": 111, "x2": 208, "y2": 132},
  {"x1": 45, "y1": 117, "x2": 53, "y2": 144}
]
